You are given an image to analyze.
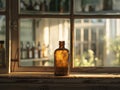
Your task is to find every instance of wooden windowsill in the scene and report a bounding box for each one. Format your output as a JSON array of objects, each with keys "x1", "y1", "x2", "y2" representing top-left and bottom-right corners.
[
  {"x1": 0, "y1": 72, "x2": 120, "y2": 85},
  {"x1": 0, "y1": 72, "x2": 120, "y2": 79}
]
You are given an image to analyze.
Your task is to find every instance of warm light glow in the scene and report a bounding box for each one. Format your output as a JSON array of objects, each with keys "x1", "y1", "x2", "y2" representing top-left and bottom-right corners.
[
  {"x1": 59, "y1": 22, "x2": 63, "y2": 41},
  {"x1": 9, "y1": 40, "x2": 11, "y2": 73},
  {"x1": 106, "y1": 19, "x2": 110, "y2": 54},
  {"x1": 56, "y1": 50, "x2": 68, "y2": 67},
  {"x1": 116, "y1": 19, "x2": 120, "y2": 36},
  {"x1": 44, "y1": 26, "x2": 49, "y2": 46},
  {"x1": 59, "y1": 20, "x2": 69, "y2": 44},
  {"x1": 64, "y1": 21, "x2": 69, "y2": 47}
]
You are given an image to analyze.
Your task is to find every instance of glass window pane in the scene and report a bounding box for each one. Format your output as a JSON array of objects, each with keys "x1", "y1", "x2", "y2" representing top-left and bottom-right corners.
[
  {"x1": 0, "y1": 0, "x2": 5, "y2": 11},
  {"x1": 19, "y1": 18, "x2": 70, "y2": 67},
  {"x1": 19, "y1": 0, "x2": 70, "y2": 14},
  {"x1": 74, "y1": 19, "x2": 120, "y2": 67},
  {"x1": 76, "y1": 29, "x2": 80, "y2": 41},
  {"x1": 91, "y1": 29, "x2": 96, "y2": 41},
  {"x1": 0, "y1": 16, "x2": 6, "y2": 67},
  {"x1": 74, "y1": 0, "x2": 120, "y2": 15},
  {"x1": 84, "y1": 29, "x2": 88, "y2": 41}
]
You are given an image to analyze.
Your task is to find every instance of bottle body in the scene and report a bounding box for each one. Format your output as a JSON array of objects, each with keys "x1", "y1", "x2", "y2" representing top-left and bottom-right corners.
[
  {"x1": 26, "y1": 42, "x2": 32, "y2": 59},
  {"x1": 0, "y1": 41, "x2": 5, "y2": 67},
  {"x1": 32, "y1": 42, "x2": 38, "y2": 59},
  {"x1": 38, "y1": 41, "x2": 41, "y2": 58},
  {"x1": 103, "y1": 0, "x2": 113, "y2": 10},
  {"x1": 54, "y1": 41, "x2": 69, "y2": 76},
  {"x1": 21, "y1": 41, "x2": 27, "y2": 59}
]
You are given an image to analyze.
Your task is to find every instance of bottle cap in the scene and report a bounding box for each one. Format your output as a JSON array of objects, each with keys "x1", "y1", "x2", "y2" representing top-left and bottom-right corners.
[{"x1": 59, "y1": 41, "x2": 65, "y2": 45}]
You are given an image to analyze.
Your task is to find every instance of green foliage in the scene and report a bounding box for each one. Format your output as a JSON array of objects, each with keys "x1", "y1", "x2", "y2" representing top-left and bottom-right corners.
[
  {"x1": 110, "y1": 36, "x2": 120, "y2": 66},
  {"x1": 74, "y1": 49, "x2": 100, "y2": 67}
]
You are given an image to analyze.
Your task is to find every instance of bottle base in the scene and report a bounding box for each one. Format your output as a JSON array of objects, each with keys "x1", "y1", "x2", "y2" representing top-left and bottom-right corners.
[{"x1": 54, "y1": 73, "x2": 69, "y2": 76}]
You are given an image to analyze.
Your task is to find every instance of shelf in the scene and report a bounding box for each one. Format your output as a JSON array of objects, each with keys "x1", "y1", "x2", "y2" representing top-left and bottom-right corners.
[
  {"x1": 20, "y1": 57, "x2": 49, "y2": 62},
  {"x1": 75, "y1": 10, "x2": 120, "y2": 15},
  {"x1": 20, "y1": 11, "x2": 70, "y2": 15}
]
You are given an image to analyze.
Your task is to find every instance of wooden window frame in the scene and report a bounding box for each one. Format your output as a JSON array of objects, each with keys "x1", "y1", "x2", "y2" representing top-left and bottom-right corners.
[
  {"x1": 0, "y1": 0, "x2": 10, "y2": 74},
  {"x1": 11, "y1": 0, "x2": 120, "y2": 73}
]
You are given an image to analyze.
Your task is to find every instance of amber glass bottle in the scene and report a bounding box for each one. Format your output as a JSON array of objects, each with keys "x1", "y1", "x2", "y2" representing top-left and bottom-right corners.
[{"x1": 54, "y1": 41, "x2": 69, "y2": 76}]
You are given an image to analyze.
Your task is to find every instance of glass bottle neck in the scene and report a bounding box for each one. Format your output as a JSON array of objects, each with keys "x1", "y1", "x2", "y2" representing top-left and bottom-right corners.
[
  {"x1": 59, "y1": 45, "x2": 64, "y2": 48},
  {"x1": 59, "y1": 41, "x2": 65, "y2": 49}
]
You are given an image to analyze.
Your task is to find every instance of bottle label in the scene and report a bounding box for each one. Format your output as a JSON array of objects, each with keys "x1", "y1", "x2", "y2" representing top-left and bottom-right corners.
[
  {"x1": 38, "y1": 50, "x2": 41, "y2": 58},
  {"x1": 29, "y1": 50, "x2": 32, "y2": 58},
  {"x1": 34, "y1": 49, "x2": 38, "y2": 58},
  {"x1": 21, "y1": 50, "x2": 27, "y2": 59}
]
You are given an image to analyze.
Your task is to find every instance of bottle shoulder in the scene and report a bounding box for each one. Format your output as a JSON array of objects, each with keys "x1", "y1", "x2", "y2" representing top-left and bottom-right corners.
[{"x1": 54, "y1": 48, "x2": 69, "y2": 53}]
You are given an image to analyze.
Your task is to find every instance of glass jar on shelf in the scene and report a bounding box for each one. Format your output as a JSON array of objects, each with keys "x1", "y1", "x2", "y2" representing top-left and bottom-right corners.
[
  {"x1": 32, "y1": 42, "x2": 38, "y2": 59},
  {"x1": 26, "y1": 41, "x2": 32, "y2": 59},
  {"x1": 37, "y1": 41, "x2": 41, "y2": 58},
  {"x1": 20, "y1": 41, "x2": 27, "y2": 59}
]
